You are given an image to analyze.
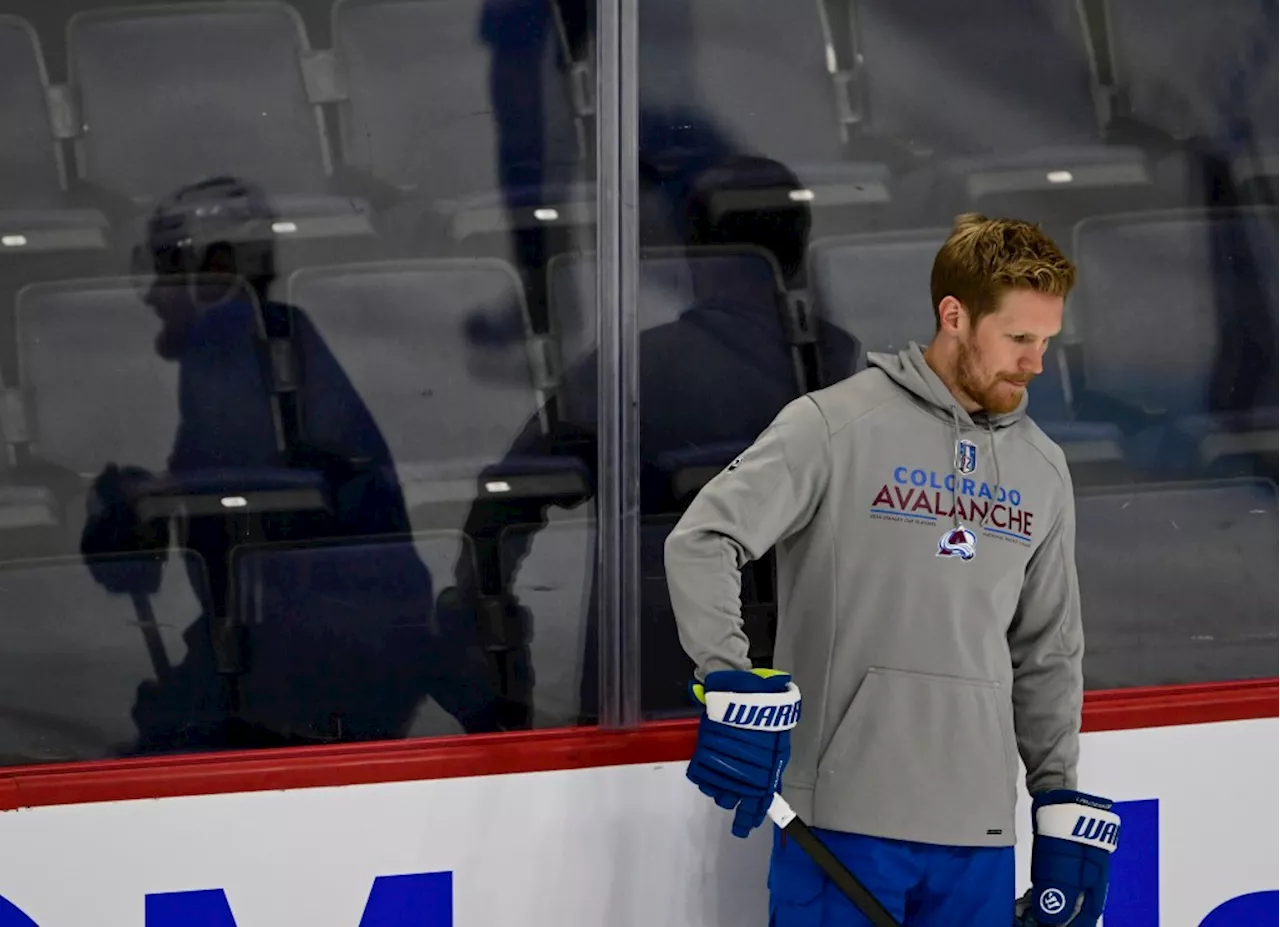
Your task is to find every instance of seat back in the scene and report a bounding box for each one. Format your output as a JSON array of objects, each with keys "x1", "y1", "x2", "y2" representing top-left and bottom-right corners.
[
  {"x1": 232, "y1": 530, "x2": 488, "y2": 740},
  {"x1": 851, "y1": 0, "x2": 1102, "y2": 152},
  {"x1": 333, "y1": 0, "x2": 580, "y2": 198},
  {"x1": 16, "y1": 279, "x2": 181, "y2": 476},
  {"x1": 1071, "y1": 208, "x2": 1278, "y2": 415},
  {"x1": 638, "y1": 0, "x2": 847, "y2": 165},
  {"x1": 289, "y1": 258, "x2": 544, "y2": 471},
  {"x1": 1105, "y1": 0, "x2": 1278, "y2": 148},
  {"x1": 67, "y1": 2, "x2": 329, "y2": 200},
  {"x1": 549, "y1": 246, "x2": 791, "y2": 425},
  {"x1": 1075, "y1": 479, "x2": 1279, "y2": 686},
  {"x1": 0, "y1": 548, "x2": 219, "y2": 763}
]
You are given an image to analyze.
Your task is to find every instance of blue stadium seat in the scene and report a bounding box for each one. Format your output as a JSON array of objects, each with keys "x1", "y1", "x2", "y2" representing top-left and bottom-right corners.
[
  {"x1": 1075, "y1": 479, "x2": 1278, "y2": 688},
  {"x1": 1070, "y1": 208, "x2": 1278, "y2": 476},
  {"x1": 288, "y1": 258, "x2": 587, "y2": 511},
  {"x1": 638, "y1": 0, "x2": 891, "y2": 213},
  {"x1": 0, "y1": 15, "x2": 109, "y2": 257},
  {"x1": 807, "y1": 230, "x2": 1127, "y2": 472},
  {"x1": 65, "y1": 3, "x2": 371, "y2": 241},
  {"x1": 0, "y1": 548, "x2": 224, "y2": 763},
  {"x1": 232, "y1": 530, "x2": 493, "y2": 741},
  {"x1": 332, "y1": 0, "x2": 591, "y2": 243},
  {"x1": 846, "y1": 0, "x2": 1151, "y2": 220}
]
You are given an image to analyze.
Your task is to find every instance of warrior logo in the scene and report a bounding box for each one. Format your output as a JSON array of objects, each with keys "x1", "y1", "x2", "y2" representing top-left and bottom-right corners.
[{"x1": 937, "y1": 525, "x2": 977, "y2": 560}]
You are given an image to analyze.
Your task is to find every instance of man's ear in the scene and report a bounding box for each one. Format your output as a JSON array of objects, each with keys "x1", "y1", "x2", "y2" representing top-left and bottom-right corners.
[{"x1": 936, "y1": 295, "x2": 968, "y2": 336}]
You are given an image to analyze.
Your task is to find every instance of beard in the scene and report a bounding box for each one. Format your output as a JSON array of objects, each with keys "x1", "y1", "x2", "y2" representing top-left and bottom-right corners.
[{"x1": 956, "y1": 336, "x2": 1032, "y2": 415}]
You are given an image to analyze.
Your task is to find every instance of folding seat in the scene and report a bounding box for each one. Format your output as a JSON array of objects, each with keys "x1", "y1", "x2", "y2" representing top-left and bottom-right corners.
[
  {"x1": 0, "y1": 548, "x2": 224, "y2": 764},
  {"x1": 0, "y1": 15, "x2": 109, "y2": 258},
  {"x1": 331, "y1": 0, "x2": 590, "y2": 245},
  {"x1": 807, "y1": 230, "x2": 1128, "y2": 475},
  {"x1": 288, "y1": 257, "x2": 588, "y2": 514},
  {"x1": 637, "y1": 0, "x2": 891, "y2": 222},
  {"x1": 1069, "y1": 208, "x2": 1278, "y2": 478},
  {"x1": 231, "y1": 530, "x2": 494, "y2": 740},
  {"x1": 1075, "y1": 479, "x2": 1278, "y2": 688},
  {"x1": 64, "y1": 3, "x2": 373, "y2": 248},
  {"x1": 844, "y1": 0, "x2": 1153, "y2": 223}
]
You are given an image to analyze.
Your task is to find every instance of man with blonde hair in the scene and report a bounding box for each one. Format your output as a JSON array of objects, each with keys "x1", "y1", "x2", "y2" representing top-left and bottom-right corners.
[{"x1": 665, "y1": 214, "x2": 1120, "y2": 925}]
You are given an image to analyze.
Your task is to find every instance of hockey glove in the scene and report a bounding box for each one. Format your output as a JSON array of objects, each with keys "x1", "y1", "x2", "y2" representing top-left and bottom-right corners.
[
  {"x1": 1016, "y1": 790, "x2": 1121, "y2": 926},
  {"x1": 687, "y1": 668, "x2": 801, "y2": 839}
]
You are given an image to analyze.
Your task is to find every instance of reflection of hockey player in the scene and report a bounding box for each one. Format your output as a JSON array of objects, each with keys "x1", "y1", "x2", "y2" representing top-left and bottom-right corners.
[
  {"x1": 666, "y1": 215, "x2": 1120, "y2": 925},
  {"x1": 82, "y1": 176, "x2": 506, "y2": 753}
]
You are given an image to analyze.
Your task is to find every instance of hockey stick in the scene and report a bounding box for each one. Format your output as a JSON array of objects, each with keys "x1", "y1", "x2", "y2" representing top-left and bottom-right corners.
[{"x1": 767, "y1": 793, "x2": 902, "y2": 927}]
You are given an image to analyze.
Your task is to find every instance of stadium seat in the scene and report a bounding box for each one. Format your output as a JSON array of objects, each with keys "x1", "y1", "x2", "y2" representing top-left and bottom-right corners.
[
  {"x1": 65, "y1": 3, "x2": 372, "y2": 241},
  {"x1": 548, "y1": 245, "x2": 794, "y2": 396},
  {"x1": 288, "y1": 258, "x2": 587, "y2": 513},
  {"x1": 548, "y1": 246, "x2": 803, "y2": 498},
  {"x1": 806, "y1": 230, "x2": 1128, "y2": 473},
  {"x1": 637, "y1": 0, "x2": 891, "y2": 214},
  {"x1": 0, "y1": 15, "x2": 109, "y2": 257},
  {"x1": 1069, "y1": 208, "x2": 1278, "y2": 477},
  {"x1": 0, "y1": 548, "x2": 224, "y2": 764},
  {"x1": 1101, "y1": 0, "x2": 1277, "y2": 202},
  {"x1": 9, "y1": 278, "x2": 326, "y2": 534},
  {"x1": 498, "y1": 516, "x2": 595, "y2": 727},
  {"x1": 332, "y1": 0, "x2": 590, "y2": 243},
  {"x1": 231, "y1": 530, "x2": 491, "y2": 741},
  {"x1": 1075, "y1": 479, "x2": 1279, "y2": 688},
  {"x1": 845, "y1": 0, "x2": 1152, "y2": 222},
  {"x1": 13, "y1": 278, "x2": 181, "y2": 479}
]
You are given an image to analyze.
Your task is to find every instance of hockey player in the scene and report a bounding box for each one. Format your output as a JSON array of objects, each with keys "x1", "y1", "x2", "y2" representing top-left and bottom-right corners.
[{"x1": 665, "y1": 214, "x2": 1120, "y2": 925}]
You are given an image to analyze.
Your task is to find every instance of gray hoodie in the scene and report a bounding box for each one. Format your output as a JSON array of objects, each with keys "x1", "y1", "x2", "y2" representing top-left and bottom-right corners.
[{"x1": 664, "y1": 343, "x2": 1083, "y2": 847}]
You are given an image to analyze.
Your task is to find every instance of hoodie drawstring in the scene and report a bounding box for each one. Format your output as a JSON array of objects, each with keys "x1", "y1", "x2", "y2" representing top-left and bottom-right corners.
[{"x1": 948, "y1": 410, "x2": 962, "y2": 528}]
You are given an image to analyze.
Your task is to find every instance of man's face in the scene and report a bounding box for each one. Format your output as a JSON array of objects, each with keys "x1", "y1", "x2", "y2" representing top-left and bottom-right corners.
[
  {"x1": 142, "y1": 245, "x2": 242, "y2": 360},
  {"x1": 955, "y1": 288, "x2": 1063, "y2": 415}
]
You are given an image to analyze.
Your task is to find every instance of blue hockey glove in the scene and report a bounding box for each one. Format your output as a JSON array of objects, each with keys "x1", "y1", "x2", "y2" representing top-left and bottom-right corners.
[
  {"x1": 687, "y1": 668, "x2": 801, "y2": 839},
  {"x1": 1015, "y1": 790, "x2": 1121, "y2": 926}
]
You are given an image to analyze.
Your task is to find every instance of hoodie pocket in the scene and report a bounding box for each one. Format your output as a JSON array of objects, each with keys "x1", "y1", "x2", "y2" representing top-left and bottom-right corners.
[{"x1": 814, "y1": 667, "x2": 1016, "y2": 844}]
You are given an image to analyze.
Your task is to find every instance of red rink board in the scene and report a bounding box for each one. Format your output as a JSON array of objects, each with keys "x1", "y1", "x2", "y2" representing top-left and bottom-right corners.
[{"x1": 0, "y1": 678, "x2": 1274, "y2": 812}]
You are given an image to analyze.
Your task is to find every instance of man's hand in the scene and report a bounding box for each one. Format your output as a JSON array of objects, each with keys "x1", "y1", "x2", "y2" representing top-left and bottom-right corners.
[
  {"x1": 687, "y1": 668, "x2": 801, "y2": 838},
  {"x1": 1016, "y1": 790, "x2": 1120, "y2": 925}
]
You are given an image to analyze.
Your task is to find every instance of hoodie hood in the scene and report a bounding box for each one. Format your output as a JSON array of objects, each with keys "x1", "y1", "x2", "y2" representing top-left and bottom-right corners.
[
  {"x1": 868, "y1": 342, "x2": 1027, "y2": 530},
  {"x1": 866, "y1": 342, "x2": 1027, "y2": 429}
]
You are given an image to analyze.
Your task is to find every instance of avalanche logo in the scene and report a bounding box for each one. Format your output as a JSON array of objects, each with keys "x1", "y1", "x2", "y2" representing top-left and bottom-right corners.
[{"x1": 936, "y1": 525, "x2": 976, "y2": 560}]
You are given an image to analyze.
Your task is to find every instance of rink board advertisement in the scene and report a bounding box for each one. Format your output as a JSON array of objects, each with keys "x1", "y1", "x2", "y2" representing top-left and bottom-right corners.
[{"x1": 0, "y1": 718, "x2": 1275, "y2": 927}]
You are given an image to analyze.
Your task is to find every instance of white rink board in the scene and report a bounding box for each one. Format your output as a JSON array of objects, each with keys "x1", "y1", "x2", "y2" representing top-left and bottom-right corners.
[{"x1": 0, "y1": 718, "x2": 1274, "y2": 927}]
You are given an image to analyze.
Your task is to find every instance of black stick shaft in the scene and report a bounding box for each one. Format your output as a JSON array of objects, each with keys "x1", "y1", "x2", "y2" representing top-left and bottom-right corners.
[{"x1": 768, "y1": 794, "x2": 901, "y2": 927}]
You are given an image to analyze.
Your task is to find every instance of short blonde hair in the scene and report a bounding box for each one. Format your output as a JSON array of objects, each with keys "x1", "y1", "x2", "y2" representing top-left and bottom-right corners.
[{"x1": 930, "y1": 213, "x2": 1075, "y2": 329}]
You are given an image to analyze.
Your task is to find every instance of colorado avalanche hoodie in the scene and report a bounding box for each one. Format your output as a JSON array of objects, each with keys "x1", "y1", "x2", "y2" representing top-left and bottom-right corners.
[{"x1": 664, "y1": 342, "x2": 1083, "y2": 847}]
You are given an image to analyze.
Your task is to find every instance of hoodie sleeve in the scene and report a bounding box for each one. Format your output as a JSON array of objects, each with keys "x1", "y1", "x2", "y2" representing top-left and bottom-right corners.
[
  {"x1": 1007, "y1": 463, "x2": 1084, "y2": 796},
  {"x1": 664, "y1": 396, "x2": 832, "y2": 680}
]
